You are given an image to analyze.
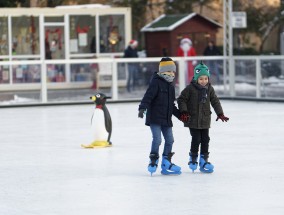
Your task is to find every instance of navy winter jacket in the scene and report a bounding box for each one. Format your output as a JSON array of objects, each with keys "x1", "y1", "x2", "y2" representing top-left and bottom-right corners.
[
  {"x1": 124, "y1": 46, "x2": 138, "y2": 58},
  {"x1": 139, "y1": 73, "x2": 181, "y2": 127}
]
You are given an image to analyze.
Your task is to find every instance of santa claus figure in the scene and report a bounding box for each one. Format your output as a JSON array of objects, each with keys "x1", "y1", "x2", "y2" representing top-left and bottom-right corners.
[{"x1": 177, "y1": 38, "x2": 197, "y2": 83}]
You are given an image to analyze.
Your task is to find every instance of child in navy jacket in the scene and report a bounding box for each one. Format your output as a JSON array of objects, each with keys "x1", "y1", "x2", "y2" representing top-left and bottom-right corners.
[{"x1": 138, "y1": 57, "x2": 182, "y2": 176}]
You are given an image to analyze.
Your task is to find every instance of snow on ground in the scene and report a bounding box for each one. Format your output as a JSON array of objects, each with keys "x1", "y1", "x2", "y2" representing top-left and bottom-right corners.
[{"x1": 0, "y1": 100, "x2": 283, "y2": 215}]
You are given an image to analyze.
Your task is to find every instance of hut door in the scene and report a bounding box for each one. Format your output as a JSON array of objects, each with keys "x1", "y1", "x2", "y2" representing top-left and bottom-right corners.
[{"x1": 160, "y1": 43, "x2": 169, "y2": 57}]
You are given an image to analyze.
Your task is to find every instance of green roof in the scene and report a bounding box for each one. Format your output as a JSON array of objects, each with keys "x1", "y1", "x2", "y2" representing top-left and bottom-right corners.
[{"x1": 149, "y1": 14, "x2": 188, "y2": 28}]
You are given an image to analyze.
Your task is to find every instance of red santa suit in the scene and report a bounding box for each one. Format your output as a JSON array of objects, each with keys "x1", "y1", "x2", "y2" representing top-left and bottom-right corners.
[{"x1": 177, "y1": 38, "x2": 197, "y2": 83}]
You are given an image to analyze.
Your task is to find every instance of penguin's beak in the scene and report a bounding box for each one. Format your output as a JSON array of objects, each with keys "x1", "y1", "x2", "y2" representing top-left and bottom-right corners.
[{"x1": 90, "y1": 96, "x2": 96, "y2": 101}]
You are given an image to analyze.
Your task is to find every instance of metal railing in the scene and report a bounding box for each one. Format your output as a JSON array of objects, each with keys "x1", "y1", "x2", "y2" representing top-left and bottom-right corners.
[{"x1": 0, "y1": 55, "x2": 284, "y2": 106}]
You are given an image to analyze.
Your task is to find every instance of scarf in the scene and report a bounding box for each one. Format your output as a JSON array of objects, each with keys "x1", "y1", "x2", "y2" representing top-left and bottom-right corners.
[
  {"x1": 192, "y1": 80, "x2": 209, "y2": 103},
  {"x1": 158, "y1": 72, "x2": 175, "y2": 83}
]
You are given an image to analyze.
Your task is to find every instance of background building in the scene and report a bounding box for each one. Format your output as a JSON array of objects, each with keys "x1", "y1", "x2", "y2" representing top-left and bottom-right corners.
[{"x1": 141, "y1": 13, "x2": 222, "y2": 56}]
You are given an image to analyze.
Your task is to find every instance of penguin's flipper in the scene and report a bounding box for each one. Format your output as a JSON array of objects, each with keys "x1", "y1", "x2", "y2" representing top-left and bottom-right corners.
[{"x1": 102, "y1": 107, "x2": 112, "y2": 133}]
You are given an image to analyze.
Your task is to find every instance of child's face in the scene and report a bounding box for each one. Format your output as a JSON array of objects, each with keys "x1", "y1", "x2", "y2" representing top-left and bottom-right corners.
[
  {"x1": 197, "y1": 75, "x2": 209, "y2": 86},
  {"x1": 161, "y1": 71, "x2": 175, "y2": 77}
]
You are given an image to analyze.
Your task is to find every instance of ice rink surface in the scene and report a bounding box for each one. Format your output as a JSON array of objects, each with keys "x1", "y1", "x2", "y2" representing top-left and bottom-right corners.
[{"x1": 0, "y1": 100, "x2": 283, "y2": 215}]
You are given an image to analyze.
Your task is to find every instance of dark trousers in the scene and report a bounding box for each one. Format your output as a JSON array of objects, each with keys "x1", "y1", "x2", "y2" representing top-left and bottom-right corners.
[{"x1": 189, "y1": 128, "x2": 210, "y2": 154}]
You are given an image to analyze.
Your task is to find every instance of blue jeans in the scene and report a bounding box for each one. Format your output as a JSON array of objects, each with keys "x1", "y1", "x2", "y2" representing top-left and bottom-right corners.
[
  {"x1": 150, "y1": 124, "x2": 174, "y2": 156},
  {"x1": 127, "y1": 64, "x2": 138, "y2": 92}
]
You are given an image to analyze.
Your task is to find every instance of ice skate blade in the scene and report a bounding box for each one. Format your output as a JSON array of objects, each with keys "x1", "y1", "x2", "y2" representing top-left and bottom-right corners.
[
  {"x1": 148, "y1": 166, "x2": 157, "y2": 176},
  {"x1": 161, "y1": 169, "x2": 181, "y2": 175},
  {"x1": 189, "y1": 164, "x2": 197, "y2": 172},
  {"x1": 148, "y1": 170, "x2": 156, "y2": 176}
]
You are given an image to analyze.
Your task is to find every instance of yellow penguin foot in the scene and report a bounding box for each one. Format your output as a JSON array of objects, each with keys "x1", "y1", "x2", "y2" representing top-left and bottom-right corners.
[{"x1": 81, "y1": 141, "x2": 112, "y2": 148}]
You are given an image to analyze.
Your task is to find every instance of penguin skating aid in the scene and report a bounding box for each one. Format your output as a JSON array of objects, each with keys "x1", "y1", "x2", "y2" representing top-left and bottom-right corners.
[{"x1": 81, "y1": 93, "x2": 112, "y2": 148}]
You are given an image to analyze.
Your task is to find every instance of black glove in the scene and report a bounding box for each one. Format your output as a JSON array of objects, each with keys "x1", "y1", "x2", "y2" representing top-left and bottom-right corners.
[
  {"x1": 180, "y1": 112, "x2": 190, "y2": 123},
  {"x1": 216, "y1": 114, "x2": 229, "y2": 122},
  {"x1": 138, "y1": 109, "x2": 146, "y2": 118}
]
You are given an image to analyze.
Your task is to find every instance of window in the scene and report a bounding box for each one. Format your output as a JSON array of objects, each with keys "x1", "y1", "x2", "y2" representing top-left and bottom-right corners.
[
  {"x1": 11, "y1": 16, "x2": 40, "y2": 55},
  {"x1": 99, "y1": 15, "x2": 125, "y2": 53},
  {"x1": 69, "y1": 15, "x2": 96, "y2": 54},
  {"x1": 0, "y1": 16, "x2": 9, "y2": 56}
]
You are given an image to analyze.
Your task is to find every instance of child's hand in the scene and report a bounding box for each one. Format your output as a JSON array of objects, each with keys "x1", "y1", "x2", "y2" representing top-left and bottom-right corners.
[
  {"x1": 138, "y1": 109, "x2": 146, "y2": 118},
  {"x1": 180, "y1": 112, "x2": 190, "y2": 122},
  {"x1": 216, "y1": 114, "x2": 229, "y2": 122}
]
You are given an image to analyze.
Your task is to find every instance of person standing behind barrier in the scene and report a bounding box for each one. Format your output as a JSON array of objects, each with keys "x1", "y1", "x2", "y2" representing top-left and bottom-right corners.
[
  {"x1": 177, "y1": 38, "x2": 197, "y2": 84},
  {"x1": 90, "y1": 56, "x2": 99, "y2": 90},
  {"x1": 203, "y1": 41, "x2": 222, "y2": 84},
  {"x1": 124, "y1": 40, "x2": 139, "y2": 92}
]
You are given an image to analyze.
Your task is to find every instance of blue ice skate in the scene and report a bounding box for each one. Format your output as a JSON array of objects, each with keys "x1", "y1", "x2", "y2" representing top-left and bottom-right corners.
[
  {"x1": 188, "y1": 152, "x2": 198, "y2": 172},
  {"x1": 148, "y1": 153, "x2": 159, "y2": 176},
  {"x1": 199, "y1": 153, "x2": 214, "y2": 173},
  {"x1": 161, "y1": 152, "x2": 181, "y2": 175}
]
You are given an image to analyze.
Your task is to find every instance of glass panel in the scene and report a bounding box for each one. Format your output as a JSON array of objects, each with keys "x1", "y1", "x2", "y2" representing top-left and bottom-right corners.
[
  {"x1": 69, "y1": 15, "x2": 96, "y2": 54},
  {"x1": 99, "y1": 15, "x2": 125, "y2": 53},
  {"x1": 12, "y1": 64, "x2": 41, "y2": 83},
  {"x1": 47, "y1": 64, "x2": 66, "y2": 82},
  {"x1": 261, "y1": 59, "x2": 284, "y2": 98},
  {"x1": 203, "y1": 59, "x2": 228, "y2": 96},
  {"x1": 117, "y1": 61, "x2": 156, "y2": 100},
  {"x1": 0, "y1": 90, "x2": 41, "y2": 104},
  {"x1": 0, "y1": 17, "x2": 9, "y2": 55},
  {"x1": 203, "y1": 60, "x2": 223, "y2": 85},
  {"x1": 235, "y1": 60, "x2": 256, "y2": 97},
  {"x1": 0, "y1": 65, "x2": 9, "y2": 83},
  {"x1": 70, "y1": 63, "x2": 92, "y2": 82},
  {"x1": 47, "y1": 62, "x2": 111, "y2": 102},
  {"x1": 11, "y1": 16, "x2": 40, "y2": 55},
  {"x1": 45, "y1": 26, "x2": 65, "y2": 59},
  {"x1": 44, "y1": 16, "x2": 64, "y2": 22}
]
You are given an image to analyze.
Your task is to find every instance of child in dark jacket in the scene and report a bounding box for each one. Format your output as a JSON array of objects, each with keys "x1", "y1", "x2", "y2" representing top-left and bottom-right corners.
[
  {"x1": 138, "y1": 57, "x2": 182, "y2": 176},
  {"x1": 177, "y1": 62, "x2": 229, "y2": 173}
]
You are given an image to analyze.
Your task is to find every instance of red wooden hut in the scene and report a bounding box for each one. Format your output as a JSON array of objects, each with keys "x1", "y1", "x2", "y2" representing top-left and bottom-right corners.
[{"x1": 141, "y1": 13, "x2": 222, "y2": 57}]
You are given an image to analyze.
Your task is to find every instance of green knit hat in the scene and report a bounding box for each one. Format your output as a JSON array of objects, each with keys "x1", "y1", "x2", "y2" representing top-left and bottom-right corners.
[{"x1": 193, "y1": 61, "x2": 210, "y2": 80}]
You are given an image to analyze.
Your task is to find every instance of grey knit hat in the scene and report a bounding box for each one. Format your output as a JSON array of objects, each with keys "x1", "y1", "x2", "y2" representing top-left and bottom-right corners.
[{"x1": 159, "y1": 57, "x2": 176, "y2": 73}]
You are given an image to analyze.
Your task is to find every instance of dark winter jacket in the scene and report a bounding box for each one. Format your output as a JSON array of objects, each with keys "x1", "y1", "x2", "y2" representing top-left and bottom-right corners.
[
  {"x1": 139, "y1": 73, "x2": 180, "y2": 127},
  {"x1": 177, "y1": 82, "x2": 223, "y2": 129},
  {"x1": 124, "y1": 46, "x2": 139, "y2": 67},
  {"x1": 203, "y1": 46, "x2": 221, "y2": 56},
  {"x1": 124, "y1": 46, "x2": 138, "y2": 58}
]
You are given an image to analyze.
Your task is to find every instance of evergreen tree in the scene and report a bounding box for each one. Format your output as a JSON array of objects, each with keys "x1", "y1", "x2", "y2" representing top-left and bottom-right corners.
[
  {"x1": 164, "y1": 0, "x2": 193, "y2": 14},
  {"x1": 0, "y1": 0, "x2": 26, "y2": 7}
]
